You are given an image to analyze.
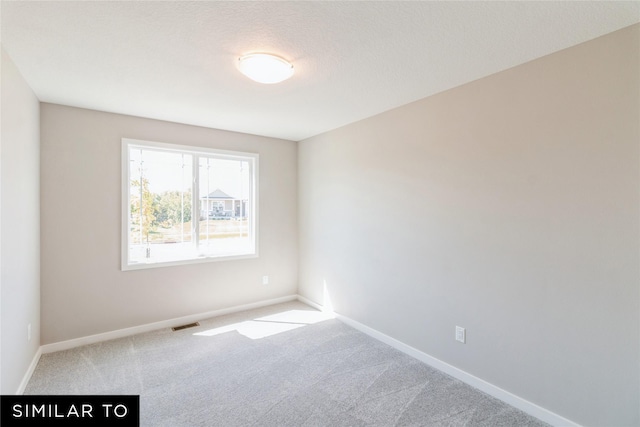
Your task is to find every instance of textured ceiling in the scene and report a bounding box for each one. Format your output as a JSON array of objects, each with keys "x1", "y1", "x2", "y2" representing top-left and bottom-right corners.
[{"x1": 1, "y1": 1, "x2": 638, "y2": 141}]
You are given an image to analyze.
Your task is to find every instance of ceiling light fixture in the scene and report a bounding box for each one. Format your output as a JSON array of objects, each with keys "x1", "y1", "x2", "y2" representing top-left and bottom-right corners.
[{"x1": 238, "y1": 53, "x2": 294, "y2": 84}]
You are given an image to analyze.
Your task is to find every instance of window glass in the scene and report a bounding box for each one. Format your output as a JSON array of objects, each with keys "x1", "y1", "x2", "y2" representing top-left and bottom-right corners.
[
  {"x1": 198, "y1": 157, "x2": 252, "y2": 257},
  {"x1": 123, "y1": 139, "x2": 257, "y2": 270}
]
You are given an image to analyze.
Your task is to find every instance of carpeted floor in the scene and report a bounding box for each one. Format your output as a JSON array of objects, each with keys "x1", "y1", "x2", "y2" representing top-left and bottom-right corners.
[{"x1": 25, "y1": 301, "x2": 548, "y2": 426}]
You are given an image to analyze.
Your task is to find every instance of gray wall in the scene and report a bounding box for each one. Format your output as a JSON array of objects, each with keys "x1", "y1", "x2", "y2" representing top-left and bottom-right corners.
[
  {"x1": 298, "y1": 24, "x2": 639, "y2": 427},
  {"x1": 0, "y1": 48, "x2": 41, "y2": 393},
  {"x1": 40, "y1": 104, "x2": 297, "y2": 344}
]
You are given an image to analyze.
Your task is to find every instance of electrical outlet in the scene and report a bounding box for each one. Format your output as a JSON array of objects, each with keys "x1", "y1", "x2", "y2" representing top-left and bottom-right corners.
[
  {"x1": 455, "y1": 326, "x2": 465, "y2": 343},
  {"x1": 28, "y1": 323, "x2": 32, "y2": 342},
  {"x1": 262, "y1": 275, "x2": 269, "y2": 285}
]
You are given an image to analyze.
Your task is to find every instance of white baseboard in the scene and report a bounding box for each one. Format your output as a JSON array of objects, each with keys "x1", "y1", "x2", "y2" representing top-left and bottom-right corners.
[
  {"x1": 297, "y1": 295, "x2": 581, "y2": 427},
  {"x1": 41, "y1": 295, "x2": 298, "y2": 354},
  {"x1": 17, "y1": 346, "x2": 42, "y2": 394},
  {"x1": 297, "y1": 294, "x2": 323, "y2": 311}
]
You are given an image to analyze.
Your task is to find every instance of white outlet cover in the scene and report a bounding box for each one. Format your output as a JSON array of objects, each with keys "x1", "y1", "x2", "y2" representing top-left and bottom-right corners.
[{"x1": 456, "y1": 326, "x2": 466, "y2": 343}]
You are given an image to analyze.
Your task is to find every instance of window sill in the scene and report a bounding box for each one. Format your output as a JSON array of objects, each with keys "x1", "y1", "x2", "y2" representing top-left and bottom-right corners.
[{"x1": 122, "y1": 252, "x2": 258, "y2": 271}]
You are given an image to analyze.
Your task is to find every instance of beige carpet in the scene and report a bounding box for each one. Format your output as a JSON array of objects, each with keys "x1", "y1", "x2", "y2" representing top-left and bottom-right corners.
[{"x1": 25, "y1": 301, "x2": 547, "y2": 426}]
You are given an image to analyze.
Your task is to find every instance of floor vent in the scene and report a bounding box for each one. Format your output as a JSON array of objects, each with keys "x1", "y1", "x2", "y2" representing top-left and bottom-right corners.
[{"x1": 172, "y1": 322, "x2": 200, "y2": 331}]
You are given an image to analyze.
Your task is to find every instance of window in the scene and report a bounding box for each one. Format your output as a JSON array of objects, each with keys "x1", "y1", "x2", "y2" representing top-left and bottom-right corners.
[{"x1": 122, "y1": 138, "x2": 257, "y2": 270}]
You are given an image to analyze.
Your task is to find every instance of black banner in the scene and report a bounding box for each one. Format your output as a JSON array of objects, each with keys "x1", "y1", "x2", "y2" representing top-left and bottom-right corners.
[{"x1": 1, "y1": 395, "x2": 139, "y2": 427}]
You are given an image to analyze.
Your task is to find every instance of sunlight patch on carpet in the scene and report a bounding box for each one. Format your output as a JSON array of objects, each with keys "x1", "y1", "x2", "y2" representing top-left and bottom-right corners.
[{"x1": 193, "y1": 309, "x2": 335, "y2": 339}]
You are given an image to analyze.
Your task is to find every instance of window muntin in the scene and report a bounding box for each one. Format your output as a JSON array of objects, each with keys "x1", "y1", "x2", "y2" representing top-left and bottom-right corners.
[{"x1": 122, "y1": 139, "x2": 257, "y2": 270}]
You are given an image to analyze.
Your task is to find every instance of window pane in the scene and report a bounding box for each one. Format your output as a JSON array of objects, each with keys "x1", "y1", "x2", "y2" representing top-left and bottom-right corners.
[
  {"x1": 124, "y1": 138, "x2": 257, "y2": 270},
  {"x1": 198, "y1": 157, "x2": 252, "y2": 256},
  {"x1": 129, "y1": 148, "x2": 193, "y2": 264}
]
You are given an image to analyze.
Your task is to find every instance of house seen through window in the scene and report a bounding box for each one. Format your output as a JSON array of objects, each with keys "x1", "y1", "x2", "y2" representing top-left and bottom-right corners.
[{"x1": 122, "y1": 138, "x2": 257, "y2": 269}]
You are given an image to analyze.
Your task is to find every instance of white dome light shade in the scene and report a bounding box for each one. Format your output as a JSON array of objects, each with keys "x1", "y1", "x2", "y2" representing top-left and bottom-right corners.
[{"x1": 238, "y1": 53, "x2": 294, "y2": 84}]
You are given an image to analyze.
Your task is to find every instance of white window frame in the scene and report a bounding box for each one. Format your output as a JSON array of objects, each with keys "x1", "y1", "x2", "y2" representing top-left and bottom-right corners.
[{"x1": 121, "y1": 138, "x2": 258, "y2": 271}]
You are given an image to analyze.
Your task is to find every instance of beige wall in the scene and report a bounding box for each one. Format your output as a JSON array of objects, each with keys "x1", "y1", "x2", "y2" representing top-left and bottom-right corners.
[
  {"x1": 0, "y1": 47, "x2": 41, "y2": 393},
  {"x1": 299, "y1": 24, "x2": 639, "y2": 426},
  {"x1": 40, "y1": 104, "x2": 297, "y2": 344}
]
